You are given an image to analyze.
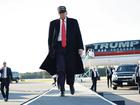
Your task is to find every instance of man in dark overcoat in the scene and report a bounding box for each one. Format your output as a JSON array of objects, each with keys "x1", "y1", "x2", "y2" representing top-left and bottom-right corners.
[{"x1": 40, "y1": 6, "x2": 84, "y2": 96}]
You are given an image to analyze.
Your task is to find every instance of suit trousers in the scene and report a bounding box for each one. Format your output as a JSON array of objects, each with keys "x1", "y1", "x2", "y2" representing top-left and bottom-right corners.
[
  {"x1": 107, "y1": 75, "x2": 112, "y2": 88},
  {"x1": 91, "y1": 78, "x2": 97, "y2": 92},
  {"x1": 1, "y1": 79, "x2": 10, "y2": 99},
  {"x1": 56, "y1": 42, "x2": 74, "y2": 91}
]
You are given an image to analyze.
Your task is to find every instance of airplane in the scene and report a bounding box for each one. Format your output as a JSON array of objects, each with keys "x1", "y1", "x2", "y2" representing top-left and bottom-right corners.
[{"x1": 83, "y1": 40, "x2": 140, "y2": 68}]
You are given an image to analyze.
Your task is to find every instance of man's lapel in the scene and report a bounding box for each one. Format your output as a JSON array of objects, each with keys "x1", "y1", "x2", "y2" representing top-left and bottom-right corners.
[
  {"x1": 66, "y1": 17, "x2": 70, "y2": 41},
  {"x1": 1, "y1": 69, "x2": 4, "y2": 78},
  {"x1": 55, "y1": 19, "x2": 60, "y2": 39}
]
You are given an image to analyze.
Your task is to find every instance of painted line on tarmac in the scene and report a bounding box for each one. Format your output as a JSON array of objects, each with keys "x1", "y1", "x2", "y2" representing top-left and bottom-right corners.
[
  {"x1": 21, "y1": 83, "x2": 117, "y2": 105},
  {"x1": 79, "y1": 83, "x2": 117, "y2": 105},
  {"x1": 20, "y1": 88, "x2": 53, "y2": 105},
  {"x1": 94, "y1": 91, "x2": 117, "y2": 105}
]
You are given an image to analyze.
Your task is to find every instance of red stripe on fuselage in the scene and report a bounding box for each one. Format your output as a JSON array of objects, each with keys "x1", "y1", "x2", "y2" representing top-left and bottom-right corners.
[{"x1": 95, "y1": 50, "x2": 140, "y2": 56}]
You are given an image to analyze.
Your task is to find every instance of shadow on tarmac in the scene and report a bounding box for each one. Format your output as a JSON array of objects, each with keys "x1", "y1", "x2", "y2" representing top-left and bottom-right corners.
[
  {"x1": 0, "y1": 92, "x2": 36, "y2": 100},
  {"x1": 97, "y1": 91, "x2": 140, "y2": 105}
]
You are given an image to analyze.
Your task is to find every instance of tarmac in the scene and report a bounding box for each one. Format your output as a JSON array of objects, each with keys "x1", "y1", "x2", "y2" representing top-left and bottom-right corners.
[{"x1": 21, "y1": 83, "x2": 116, "y2": 105}]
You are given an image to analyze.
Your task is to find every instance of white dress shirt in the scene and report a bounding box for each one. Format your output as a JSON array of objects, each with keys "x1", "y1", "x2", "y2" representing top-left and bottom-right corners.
[
  {"x1": 3, "y1": 67, "x2": 7, "y2": 78},
  {"x1": 92, "y1": 68, "x2": 97, "y2": 77},
  {"x1": 58, "y1": 18, "x2": 67, "y2": 41},
  {"x1": 108, "y1": 68, "x2": 112, "y2": 76},
  {"x1": 94, "y1": 70, "x2": 96, "y2": 77}
]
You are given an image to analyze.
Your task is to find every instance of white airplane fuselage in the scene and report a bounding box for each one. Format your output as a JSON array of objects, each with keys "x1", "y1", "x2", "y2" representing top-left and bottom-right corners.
[
  {"x1": 84, "y1": 40, "x2": 140, "y2": 67},
  {"x1": 83, "y1": 54, "x2": 140, "y2": 67}
]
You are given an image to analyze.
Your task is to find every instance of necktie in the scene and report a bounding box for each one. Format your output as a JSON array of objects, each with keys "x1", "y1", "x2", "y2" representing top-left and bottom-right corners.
[{"x1": 61, "y1": 19, "x2": 66, "y2": 48}]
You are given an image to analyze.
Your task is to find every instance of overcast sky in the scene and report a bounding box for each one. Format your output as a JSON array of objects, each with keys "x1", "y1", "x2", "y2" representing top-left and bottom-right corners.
[{"x1": 0, "y1": 0, "x2": 140, "y2": 73}]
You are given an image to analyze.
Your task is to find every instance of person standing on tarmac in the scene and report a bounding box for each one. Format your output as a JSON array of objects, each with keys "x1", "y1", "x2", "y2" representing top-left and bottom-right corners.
[
  {"x1": 90, "y1": 66, "x2": 99, "y2": 92},
  {"x1": 136, "y1": 61, "x2": 140, "y2": 94},
  {"x1": 52, "y1": 74, "x2": 57, "y2": 86},
  {"x1": 106, "y1": 66, "x2": 113, "y2": 88},
  {"x1": 0, "y1": 62, "x2": 13, "y2": 102}
]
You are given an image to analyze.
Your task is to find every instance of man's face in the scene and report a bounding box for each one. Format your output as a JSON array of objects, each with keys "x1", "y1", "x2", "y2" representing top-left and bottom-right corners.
[
  {"x1": 3, "y1": 62, "x2": 6, "y2": 67},
  {"x1": 59, "y1": 12, "x2": 67, "y2": 19}
]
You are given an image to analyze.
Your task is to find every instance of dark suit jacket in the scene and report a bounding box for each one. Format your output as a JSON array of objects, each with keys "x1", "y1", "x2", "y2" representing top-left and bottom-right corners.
[
  {"x1": 0, "y1": 67, "x2": 13, "y2": 84},
  {"x1": 40, "y1": 17, "x2": 84, "y2": 75},
  {"x1": 91, "y1": 70, "x2": 99, "y2": 80},
  {"x1": 136, "y1": 66, "x2": 140, "y2": 83},
  {"x1": 106, "y1": 68, "x2": 113, "y2": 77}
]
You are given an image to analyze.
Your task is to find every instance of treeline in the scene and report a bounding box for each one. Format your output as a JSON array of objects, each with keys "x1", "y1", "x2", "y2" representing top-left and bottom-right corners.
[
  {"x1": 20, "y1": 71, "x2": 51, "y2": 79},
  {"x1": 20, "y1": 67, "x2": 107, "y2": 79}
]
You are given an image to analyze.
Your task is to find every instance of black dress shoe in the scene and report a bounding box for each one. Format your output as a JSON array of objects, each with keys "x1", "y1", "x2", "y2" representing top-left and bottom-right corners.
[
  {"x1": 70, "y1": 85, "x2": 75, "y2": 95},
  {"x1": 90, "y1": 88, "x2": 93, "y2": 91},
  {"x1": 4, "y1": 98, "x2": 8, "y2": 102},
  {"x1": 5, "y1": 98, "x2": 8, "y2": 102},
  {"x1": 60, "y1": 91, "x2": 65, "y2": 97}
]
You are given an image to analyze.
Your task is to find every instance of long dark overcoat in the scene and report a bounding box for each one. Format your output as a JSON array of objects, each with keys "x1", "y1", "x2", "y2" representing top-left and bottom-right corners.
[{"x1": 40, "y1": 17, "x2": 84, "y2": 75}]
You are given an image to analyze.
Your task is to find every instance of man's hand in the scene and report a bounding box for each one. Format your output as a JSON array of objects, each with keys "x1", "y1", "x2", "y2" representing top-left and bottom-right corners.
[{"x1": 78, "y1": 49, "x2": 83, "y2": 56}]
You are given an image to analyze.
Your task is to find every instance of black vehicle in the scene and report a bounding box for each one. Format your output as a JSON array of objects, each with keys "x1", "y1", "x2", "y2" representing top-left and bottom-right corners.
[
  {"x1": 12, "y1": 72, "x2": 20, "y2": 83},
  {"x1": 112, "y1": 64, "x2": 138, "y2": 90}
]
